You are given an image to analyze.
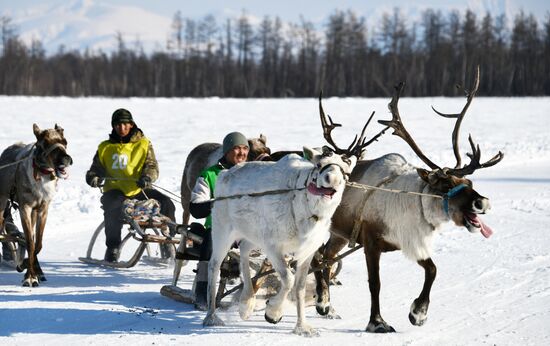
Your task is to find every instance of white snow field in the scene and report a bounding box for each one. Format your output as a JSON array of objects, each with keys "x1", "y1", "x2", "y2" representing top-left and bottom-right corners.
[{"x1": 0, "y1": 96, "x2": 549, "y2": 345}]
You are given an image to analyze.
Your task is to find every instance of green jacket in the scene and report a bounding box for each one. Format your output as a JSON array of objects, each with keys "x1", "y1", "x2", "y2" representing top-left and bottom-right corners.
[{"x1": 199, "y1": 163, "x2": 224, "y2": 228}]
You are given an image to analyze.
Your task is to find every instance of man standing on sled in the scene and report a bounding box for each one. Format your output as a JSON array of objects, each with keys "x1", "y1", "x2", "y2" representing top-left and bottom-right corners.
[
  {"x1": 189, "y1": 131, "x2": 249, "y2": 308},
  {"x1": 85, "y1": 108, "x2": 176, "y2": 263}
]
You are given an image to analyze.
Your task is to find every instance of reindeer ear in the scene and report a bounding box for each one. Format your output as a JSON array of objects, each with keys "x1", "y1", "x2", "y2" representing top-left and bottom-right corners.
[
  {"x1": 302, "y1": 146, "x2": 317, "y2": 161},
  {"x1": 55, "y1": 123, "x2": 64, "y2": 136},
  {"x1": 416, "y1": 168, "x2": 431, "y2": 183},
  {"x1": 259, "y1": 134, "x2": 267, "y2": 144},
  {"x1": 33, "y1": 123, "x2": 42, "y2": 138}
]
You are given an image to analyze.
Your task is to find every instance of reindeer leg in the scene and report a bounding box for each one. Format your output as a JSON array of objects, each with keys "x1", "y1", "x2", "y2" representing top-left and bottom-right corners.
[
  {"x1": 34, "y1": 206, "x2": 48, "y2": 282},
  {"x1": 293, "y1": 254, "x2": 320, "y2": 337},
  {"x1": 203, "y1": 230, "x2": 233, "y2": 327},
  {"x1": 264, "y1": 253, "x2": 294, "y2": 324},
  {"x1": 365, "y1": 246, "x2": 395, "y2": 333},
  {"x1": 314, "y1": 235, "x2": 347, "y2": 318},
  {"x1": 409, "y1": 258, "x2": 437, "y2": 326},
  {"x1": 238, "y1": 241, "x2": 255, "y2": 320},
  {"x1": 19, "y1": 205, "x2": 39, "y2": 287}
]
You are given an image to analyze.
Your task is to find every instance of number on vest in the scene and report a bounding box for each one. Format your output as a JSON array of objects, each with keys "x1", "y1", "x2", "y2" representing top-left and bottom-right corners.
[{"x1": 111, "y1": 153, "x2": 129, "y2": 169}]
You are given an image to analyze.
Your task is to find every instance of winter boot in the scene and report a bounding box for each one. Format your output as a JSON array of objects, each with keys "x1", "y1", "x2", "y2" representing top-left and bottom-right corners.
[
  {"x1": 193, "y1": 260, "x2": 209, "y2": 311},
  {"x1": 104, "y1": 247, "x2": 120, "y2": 263}
]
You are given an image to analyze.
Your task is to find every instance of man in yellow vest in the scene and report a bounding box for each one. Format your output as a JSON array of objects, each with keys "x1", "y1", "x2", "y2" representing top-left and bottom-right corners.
[{"x1": 85, "y1": 108, "x2": 175, "y2": 262}]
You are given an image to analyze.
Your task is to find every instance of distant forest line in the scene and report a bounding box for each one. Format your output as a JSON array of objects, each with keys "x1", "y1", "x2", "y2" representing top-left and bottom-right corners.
[{"x1": 1, "y1": 8, "x2": 549, "y2": 97}]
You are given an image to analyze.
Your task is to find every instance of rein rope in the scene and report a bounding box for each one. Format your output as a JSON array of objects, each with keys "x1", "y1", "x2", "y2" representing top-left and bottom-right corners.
[
  {"x1": 345, "y1": 181, "x2": 444, "y2": 199},
  {"x1": 101, "y1": 177, "x2": 182, "y2": 204},
  {"x1": 213, "y1": 186, "x2": 308, "y2": 202}
]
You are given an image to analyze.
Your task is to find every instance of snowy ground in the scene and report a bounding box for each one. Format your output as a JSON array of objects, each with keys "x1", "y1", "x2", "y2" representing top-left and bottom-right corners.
[{"x1": 0, "y1": 96, "x2": 549, "y2": 345}]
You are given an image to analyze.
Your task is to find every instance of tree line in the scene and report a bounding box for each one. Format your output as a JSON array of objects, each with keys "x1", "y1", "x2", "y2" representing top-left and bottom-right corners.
[{"x1": 1, "y1": 8, "x2": 549, "y2": 97}]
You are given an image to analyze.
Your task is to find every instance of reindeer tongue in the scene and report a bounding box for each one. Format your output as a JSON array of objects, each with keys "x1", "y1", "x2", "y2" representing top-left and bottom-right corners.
[
  {"x1": 467, "y1": 213, "x2": 494, "y2": 238},
  {"x1": 307, "y1": 182, "x2": 336, "y2": 198}
]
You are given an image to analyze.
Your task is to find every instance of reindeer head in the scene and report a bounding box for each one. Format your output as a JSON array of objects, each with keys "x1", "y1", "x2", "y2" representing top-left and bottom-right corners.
[
  {"x1": 307, "y1": 93, "x2": 383, "y2": 199},
  {"x1": 33, "y1": 123, "x2": 73, "y2": 179},
  {"x1": 379, "y1": 67, "x2": 503, "y2": 237},
  {"x1": 303, "y1": 146, "x2": 356, "y2": 199},
  {"x1": 247, "y1": 134, "x2": 271, "y2": 161}
]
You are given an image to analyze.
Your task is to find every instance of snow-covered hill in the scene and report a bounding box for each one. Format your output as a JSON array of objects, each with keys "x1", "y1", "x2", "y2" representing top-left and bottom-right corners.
[
  {"x1": 1, "y1": 0, "x2": 541, "y2": 55},
  {"x1": 6, "y1": 0, "x2": 172, "y2": 54}
]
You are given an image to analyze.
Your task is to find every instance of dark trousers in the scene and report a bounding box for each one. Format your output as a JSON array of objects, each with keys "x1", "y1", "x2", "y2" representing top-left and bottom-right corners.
[
  {"x1": 101, "y1": 189, "x2": 176, "y2": 249},
  {"x1": 200, "y1": 228, "x2": 212, "y2": 261}
]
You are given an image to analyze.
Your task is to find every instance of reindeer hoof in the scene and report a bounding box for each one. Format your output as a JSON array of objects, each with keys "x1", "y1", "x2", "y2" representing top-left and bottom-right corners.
[
  {"x1": 22, "y1": 277, "x2": 39, "y2": 287},
  {"x1": 329, "y1": 278, "x2": 342, "y2": 286},
  {"x1": 409, "y1": 312, "x2": 427, "y2": 326},
  {"x1": 409, "y1": 299, "x2": 428, "y2": 326},
  {"x1": 293, "y1": 324, "x2": 320, "y2": 337},
  {"x1": 265, "y1": 312, "x2": 282, "y2": 324},
  {"x1": 203, "y1": 313, "x2": 225, "y2": 327},
  {"x1": 316, "y1": 304, "x2": 330, "y2": 316},
  {"x1": 366, "y1": 321, "x2": 396, "y2": 333}
]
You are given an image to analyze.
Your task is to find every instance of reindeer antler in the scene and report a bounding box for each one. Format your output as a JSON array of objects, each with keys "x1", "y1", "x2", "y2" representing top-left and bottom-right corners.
[
  {"x1": 445, "y1": 135, "x2": 504, "y2": 177},
  {"x1": 319, "y1": 91, "x2": 376, "y2": 158},
  {"x1": 432, "y1": 65, "x2": 480, "y2": 169},
  {"x1": 431, "y1": 66, "x2": 504, "y2": 176},
  {"x1": 379, "y1": 82, "x2": 441, "y2": 170}
]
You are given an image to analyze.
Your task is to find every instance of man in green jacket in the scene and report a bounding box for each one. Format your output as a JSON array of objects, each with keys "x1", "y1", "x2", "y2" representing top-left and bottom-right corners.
[
  {"x1": 86, "y1": 108, "x2": 176, "y2": 262},
  {"x1": 189, "y1": 131, "x2": 249, "y2": 309}
]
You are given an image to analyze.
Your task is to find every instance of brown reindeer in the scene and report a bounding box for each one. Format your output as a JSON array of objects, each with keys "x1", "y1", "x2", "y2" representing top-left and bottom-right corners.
[
  {"x1": 313, "y1": 67, "x2": 503, "y2": 332},
  {"x1": 0, "y1": 124, "x2": 72, "y2": 286},
  {"x1": 180, "y1": 135, "x2": 271, "y2": 225}
]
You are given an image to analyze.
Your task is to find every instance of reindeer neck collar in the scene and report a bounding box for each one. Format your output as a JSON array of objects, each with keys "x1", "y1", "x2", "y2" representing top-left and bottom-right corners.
[{"x1": 442, "y1": 184, "x2": 468, "y2": 216}]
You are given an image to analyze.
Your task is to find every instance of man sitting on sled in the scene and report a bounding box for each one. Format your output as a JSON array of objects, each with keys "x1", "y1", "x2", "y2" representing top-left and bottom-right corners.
[
  {"x1": 189, "y1": 131, "x2": 249, "y2": 308},
  {"x1": 85, "y1": 108, "x2": 176, "y2": 263}
]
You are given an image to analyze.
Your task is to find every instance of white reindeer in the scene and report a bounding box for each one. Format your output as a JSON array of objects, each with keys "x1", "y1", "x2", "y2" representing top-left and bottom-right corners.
[{"x1": 203, "y1": 102, "x2": 372, "y2": 336}]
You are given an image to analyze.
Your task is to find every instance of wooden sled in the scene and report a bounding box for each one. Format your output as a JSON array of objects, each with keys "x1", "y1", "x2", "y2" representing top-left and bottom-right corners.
[
  {"x1": 161, "y1": 248, "x2": 271, "y2": 309},
  {"x1": 79, "y1": 209, "x2": 202, "y2": 269}
]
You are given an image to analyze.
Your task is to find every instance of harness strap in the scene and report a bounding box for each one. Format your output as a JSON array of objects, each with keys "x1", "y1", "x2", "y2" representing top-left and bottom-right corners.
[
  {"x1": 348, "y1": 174, "x2": 398, "y2": 247},
  {"x1": 442, "y1": 183, "x2": 468, "y2": 216},
  {"x1": 40, "y1": 142, "x2": 67, "y2": 157},
  {"x1": 254, "y1": 153, "x2": 271, "y2": 161}
]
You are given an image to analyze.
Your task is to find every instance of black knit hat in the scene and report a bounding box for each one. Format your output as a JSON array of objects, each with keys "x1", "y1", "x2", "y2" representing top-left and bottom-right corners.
[{"x1": 111, "y1": 108, "x2": 134, "y2": 127}]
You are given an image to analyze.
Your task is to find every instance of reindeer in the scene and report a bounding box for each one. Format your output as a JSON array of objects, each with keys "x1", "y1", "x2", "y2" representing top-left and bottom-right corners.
[
  {"x1": 313, "y1": 67, "x2": 504, "y2": 332},
  {"x1": 0, "y1": 124, "x2": 72, "y2": 286},
  {"x1": 202, "y1": 115, "x2": 372, "y2": 336},
  {"x1": 180, "y1": 135, "x2": 271, "y2": 225}
]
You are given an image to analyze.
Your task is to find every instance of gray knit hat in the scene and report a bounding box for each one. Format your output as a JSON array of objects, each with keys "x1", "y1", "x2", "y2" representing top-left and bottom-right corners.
[
  {"x1": 111, "y1": 108, "x2": 134, "y2": 127},
  {"x1": 222, "y1": 132, "x2": 248, "y2": 154}
]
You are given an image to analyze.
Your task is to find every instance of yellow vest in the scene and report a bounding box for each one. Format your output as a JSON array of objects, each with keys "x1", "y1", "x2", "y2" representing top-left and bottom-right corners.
[{"x1": 97, "y1": 138, "x2": 150, "y2": 196}]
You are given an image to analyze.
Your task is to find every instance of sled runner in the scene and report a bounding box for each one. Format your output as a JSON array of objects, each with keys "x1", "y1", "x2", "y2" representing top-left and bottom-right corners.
[
  {"x1": 0, "y1": 228, "x2": 26, "y2": 268},
  {"x1": 79, "y1": 199, "x2": 202, "y2": 268}
]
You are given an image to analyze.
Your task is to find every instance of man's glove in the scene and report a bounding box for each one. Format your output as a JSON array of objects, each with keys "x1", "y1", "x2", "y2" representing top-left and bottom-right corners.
[
  {"x1": 90, "y1": 176, "x2": 104, "y2": 188},
  {"x1": 137, "y1": 176, "x2": 152, "y2": 189}
]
